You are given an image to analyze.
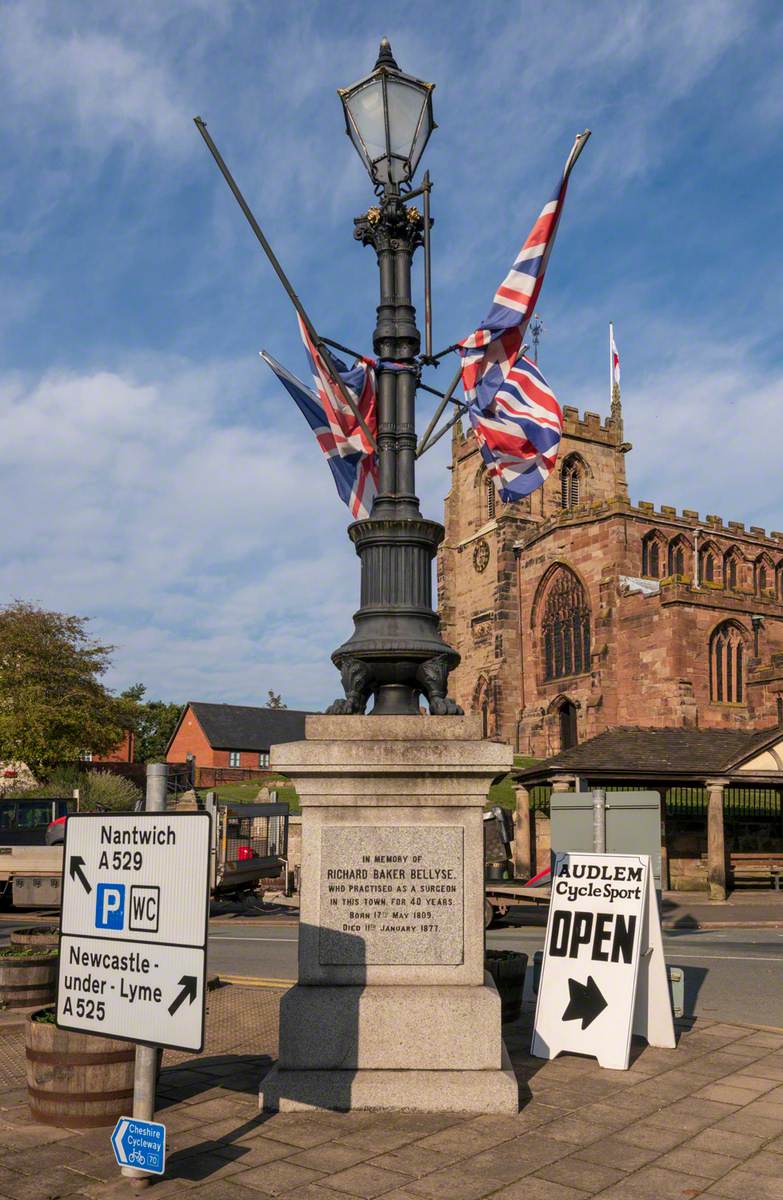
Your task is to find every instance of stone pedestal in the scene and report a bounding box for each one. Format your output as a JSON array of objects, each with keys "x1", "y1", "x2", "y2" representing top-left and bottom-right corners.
[{"x1": 260, "y1": 715, "x2": 518, "y2": 1113}]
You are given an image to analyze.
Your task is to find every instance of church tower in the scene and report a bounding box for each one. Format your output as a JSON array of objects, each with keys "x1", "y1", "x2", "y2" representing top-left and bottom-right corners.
[{"x1": 437, "y1": 400, "x2": 631, "y2": 745}]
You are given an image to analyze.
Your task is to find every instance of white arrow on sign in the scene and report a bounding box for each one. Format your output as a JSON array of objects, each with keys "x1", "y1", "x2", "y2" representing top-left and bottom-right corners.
[{"x1": 112, "y1": 1119, "x2": 130, "y2": 1165}]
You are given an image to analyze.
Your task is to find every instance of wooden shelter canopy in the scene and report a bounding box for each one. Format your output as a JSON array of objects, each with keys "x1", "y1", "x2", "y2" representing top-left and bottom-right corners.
[{"x1": 516, "y1": 725, "x2": 783, "y2": 787}]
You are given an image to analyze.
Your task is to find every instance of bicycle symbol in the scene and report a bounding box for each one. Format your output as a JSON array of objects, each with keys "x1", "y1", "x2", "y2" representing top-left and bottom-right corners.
[{"x1": 128, "y1": 1151, "x2": 145, "y2": 1166}]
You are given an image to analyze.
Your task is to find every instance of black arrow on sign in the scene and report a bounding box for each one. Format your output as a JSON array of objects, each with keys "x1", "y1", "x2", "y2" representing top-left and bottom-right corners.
[
  {"x1": 168, "y1": 976, "x2": 198, "y2": 1017},
  {"x1": 69, "y1": 855, "x2": 92, "y2": 895},
  {"x1": 563, "y1": 975, "x2": 608, "y2": 1030}
]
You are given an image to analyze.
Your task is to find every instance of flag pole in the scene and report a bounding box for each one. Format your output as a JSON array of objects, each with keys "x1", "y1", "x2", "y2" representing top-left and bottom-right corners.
[
  {"x1": 416, "y1": 404, "x2": 468, "y2": 457},
  {"x1": 416, "y1": 362, "x2": 463, "y2": 456},
  {"x1": 422, "y1": 171, "x2": 433, "y2": 360},
  {"x1": 194, "y1": 117, "x2": 377, "y2": 454}
]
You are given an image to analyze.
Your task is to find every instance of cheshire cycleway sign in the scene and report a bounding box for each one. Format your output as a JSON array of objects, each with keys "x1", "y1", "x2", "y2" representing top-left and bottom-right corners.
[
  {"x1": 57, "y1": 812, "x2": 211, "y2": 1052},
  {"x1": 111, "y1": 1117, "x2": 166, "y2": 1175}
]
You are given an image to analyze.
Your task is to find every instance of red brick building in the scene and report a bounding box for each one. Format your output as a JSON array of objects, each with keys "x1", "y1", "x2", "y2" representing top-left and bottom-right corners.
[
  {"x1": 166, "y1": 702, "x2": 313, "y2": 770},
  {"x1": 85, "y1": 731, "x2": 135, "y2": 763},
  {"x1": 438, "y1": 389, "x2": 783, "y2": 756}
]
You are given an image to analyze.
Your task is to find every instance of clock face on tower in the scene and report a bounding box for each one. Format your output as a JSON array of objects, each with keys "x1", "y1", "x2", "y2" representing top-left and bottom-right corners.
[{"x1": 473, "y1": 539, "x2": 490, "y2": 574}]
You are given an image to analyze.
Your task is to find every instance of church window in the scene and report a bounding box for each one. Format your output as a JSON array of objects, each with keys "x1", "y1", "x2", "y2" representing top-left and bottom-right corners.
[
  {"x1": 541, "y1": 568, "x2": 591, "y2": 682},
  {"x1": 755, "y1": 555, "x2": 773, "y2": 594},
  {"x1": 642, "y1": 532, "x2": 663, "y2": 578},
  {"x1": 668, "y1": 536, "x2": 688, "y2": 577},
  {"x1": 709, "y1": 622, "x2": 747, "y2": 704},
  {"x1": 703, "y1": 553, "x2": 714, "y2": 582},
  {"x1": 485, "y1": 477, "x2": 496, "y2": 520},
  {"x1": 724, "y1": 549, "x2": 742, "y2": 590},
  {"x1": 560, "y1": 457, "x2": 582, "y2": 510}
]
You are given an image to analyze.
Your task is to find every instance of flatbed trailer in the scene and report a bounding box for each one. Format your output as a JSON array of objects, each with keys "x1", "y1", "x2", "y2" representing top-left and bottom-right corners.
[{"x1": 484, "y1": 879, "x2": 550, "y2": 927}]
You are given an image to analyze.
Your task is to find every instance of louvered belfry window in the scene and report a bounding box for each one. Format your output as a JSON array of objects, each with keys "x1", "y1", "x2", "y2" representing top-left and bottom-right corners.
[
  {"x1": 561, "y1": 459, "x2": 581, "y2": 510},
  {"x1": 542, "y1": 568, "x2": 591, "y2": 681},
  {"x1": 485, "y1": 478, "x2": 496, "y2": 520}
]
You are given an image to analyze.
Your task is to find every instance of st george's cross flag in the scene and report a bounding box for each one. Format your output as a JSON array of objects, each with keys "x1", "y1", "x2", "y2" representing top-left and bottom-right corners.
[
  {"x1": 610, "y1": 322, "x2": 620, "y2": 390},
  {"x1": 260, "y1": 346, "x2": 378, "y2": 520},
  {"x1": 458, "y1": 132, "x2": 589, "y2": 501}
]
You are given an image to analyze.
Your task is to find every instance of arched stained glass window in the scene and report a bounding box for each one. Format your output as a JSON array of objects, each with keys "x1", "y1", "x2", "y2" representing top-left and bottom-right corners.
[
  {"x1": 541, "y1": 568, "x2": 591, "y2": 682},
  {"x1": 709, "y1": 622, "x2": 747, "y2": 704}
]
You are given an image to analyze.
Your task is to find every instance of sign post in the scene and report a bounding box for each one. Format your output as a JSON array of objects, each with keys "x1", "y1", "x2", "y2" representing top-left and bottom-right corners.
[
  {"x1": 57, "y1": 765, "x2": 210, "y2": 1181},
  {"x1": 531, "y1": 851, "x2": 674, "y2": 1070}
]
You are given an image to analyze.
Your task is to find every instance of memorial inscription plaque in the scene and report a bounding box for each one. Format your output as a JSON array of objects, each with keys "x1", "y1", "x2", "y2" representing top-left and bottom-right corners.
[{"x1": 319, "y1": 826, "x2": 464, "y2": 966}]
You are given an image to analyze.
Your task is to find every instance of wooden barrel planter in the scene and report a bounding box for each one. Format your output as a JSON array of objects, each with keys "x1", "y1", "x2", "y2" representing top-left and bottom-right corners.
[
  {"x1": 25, "y1": 1010, "x2": 135, "y2": 1128},
  {"x1": 0, "y1": 948, "x2": 58, "y2": 1008},
  {"x1": 486, "y1": 950, "x2": 528, "y2": 1023},
  {"x1": 11, "y1": 925, "x2": 60, "y2": 949}
]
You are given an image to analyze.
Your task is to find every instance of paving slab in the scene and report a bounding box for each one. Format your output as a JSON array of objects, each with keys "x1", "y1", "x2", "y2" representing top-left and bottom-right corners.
[{"x1": 0, "y1": 987, "x2": 781, "y2": 1200}]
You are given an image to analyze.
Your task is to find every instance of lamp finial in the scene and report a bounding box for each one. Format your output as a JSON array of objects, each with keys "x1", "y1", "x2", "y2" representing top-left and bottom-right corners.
[{"x1": 375, "y1": 37, "x2": 399, "y2": 70}]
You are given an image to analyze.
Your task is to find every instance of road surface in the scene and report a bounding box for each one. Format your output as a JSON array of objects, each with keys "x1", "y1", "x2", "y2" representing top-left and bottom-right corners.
[
  {"x1": 4, "y1": 911, "x2": 780, "y2": 1027},
  {"x1": 205, "y1": 920, "x2": 783, "y2": 1027}
]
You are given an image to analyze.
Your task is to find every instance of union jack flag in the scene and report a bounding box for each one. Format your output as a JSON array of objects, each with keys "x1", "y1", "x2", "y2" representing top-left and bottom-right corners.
[
  {"x1": 467, "y1": 355, "x2": 562, "y2": 501},
  {"x1": 261, "y1": 346, "x2": 378, "y2": 520},
  {"x1": 459, "y1": 133, "x2": 588, "y2": 501},
  {"x1": 297, "y1": 316, "x2": 377, "y2": 460}
]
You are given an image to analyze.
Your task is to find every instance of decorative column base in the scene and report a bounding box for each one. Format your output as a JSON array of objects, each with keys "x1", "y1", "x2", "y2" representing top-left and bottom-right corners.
[{"x1": 259, "y1": 716, "x2": 518, "y2": 1114}]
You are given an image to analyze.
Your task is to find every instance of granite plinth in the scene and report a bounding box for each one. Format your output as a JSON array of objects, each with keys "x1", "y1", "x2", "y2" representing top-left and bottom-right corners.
[
  {"x1": 260, "y1": 1043, "x2": 519, "y2": 1114},
  {"x1": 264, "y1": 716, "x2": 516, "y2": 1114},
  {"x1": 277, "y1": 976, "x2": 503, "y2": 1070}
]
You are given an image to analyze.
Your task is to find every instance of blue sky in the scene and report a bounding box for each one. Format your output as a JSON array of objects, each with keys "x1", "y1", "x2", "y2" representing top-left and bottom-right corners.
[{"x1": 1, "y1": 0, "x2": 782, "y2": 710}]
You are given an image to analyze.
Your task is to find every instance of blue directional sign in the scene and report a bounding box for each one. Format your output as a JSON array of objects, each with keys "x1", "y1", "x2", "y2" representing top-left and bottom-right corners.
[{"x1": 111, "y1": 1116, "x2": 166, "y2": 1175}]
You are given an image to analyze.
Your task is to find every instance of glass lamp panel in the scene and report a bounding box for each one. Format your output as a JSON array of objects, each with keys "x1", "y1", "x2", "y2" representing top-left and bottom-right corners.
[
  {"x1": 344, "y1": 78, "x2": 387, "y2": 173},
  {"x1": 385, "y1": 77, "x2": 428, "y2": 160},
  {"x1": 409, "y1": 97, "x2": 433, "y2": 175}
]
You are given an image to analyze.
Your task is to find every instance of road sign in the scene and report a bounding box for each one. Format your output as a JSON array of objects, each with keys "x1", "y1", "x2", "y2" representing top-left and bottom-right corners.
[
  {"x1": 112, "y1": 1117, "x2": 166, "y2": 1174},
  {"x1": 57, "y1": 812, "x2": 210, "y2": 1052},
  {"x1": 531, "y1": 852, "x2": 674, "y2": 1070}
]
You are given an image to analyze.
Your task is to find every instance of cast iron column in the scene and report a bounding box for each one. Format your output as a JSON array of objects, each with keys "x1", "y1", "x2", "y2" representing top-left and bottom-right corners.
[{"x1": 327, "y1": 195, "x2": 461, "y2": 716}]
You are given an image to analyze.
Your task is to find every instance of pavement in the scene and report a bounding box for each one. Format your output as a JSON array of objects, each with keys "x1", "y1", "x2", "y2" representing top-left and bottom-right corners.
[{"x1": 1, "y1": 984, "x2": 783, "y2": 1200}]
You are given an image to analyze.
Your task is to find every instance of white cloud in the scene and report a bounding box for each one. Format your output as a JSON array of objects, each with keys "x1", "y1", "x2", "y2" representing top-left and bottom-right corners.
[
  {"x1": 0, "y1": 2, "x2": 193, "y2": 153},
  {"x1": 0, "y1": 354, "x2": 370, "y2": 708}
]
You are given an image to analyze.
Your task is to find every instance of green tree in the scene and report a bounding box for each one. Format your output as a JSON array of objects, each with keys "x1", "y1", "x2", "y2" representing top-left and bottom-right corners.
[
  {"x1": 122, "y1": 685, "x2": 181, "y2": 762},
  {"x1": 266, "y1": 690, "x2": 287, "y2": 709},
  {"x1": 0, "y1": 602, "x2": 137, "y2": 772}
]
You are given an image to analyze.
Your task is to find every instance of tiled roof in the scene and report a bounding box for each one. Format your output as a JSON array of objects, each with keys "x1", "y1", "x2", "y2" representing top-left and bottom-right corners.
[
  {"x1": 517, "y1": 725, "x2": 783, "y2": 782},
  {"x1": 188, "y1": 702, "x2": 315, "y2": 751}
]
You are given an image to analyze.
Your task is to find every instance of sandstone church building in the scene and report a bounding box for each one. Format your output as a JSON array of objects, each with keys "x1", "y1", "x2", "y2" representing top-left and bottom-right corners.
[{"x1": 438, "y1": 387, "x2": 783, "y2": 757}]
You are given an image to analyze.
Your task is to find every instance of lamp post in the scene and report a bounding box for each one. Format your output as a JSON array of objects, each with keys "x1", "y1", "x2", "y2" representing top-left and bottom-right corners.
[{"x1": 327, "y1": 39, "x2": 461, "y2": 718}]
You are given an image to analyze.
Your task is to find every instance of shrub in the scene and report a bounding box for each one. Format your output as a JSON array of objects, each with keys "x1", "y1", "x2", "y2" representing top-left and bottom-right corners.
[{"x1": 14, "y1": 767, "x2": 142, "y2": 812}]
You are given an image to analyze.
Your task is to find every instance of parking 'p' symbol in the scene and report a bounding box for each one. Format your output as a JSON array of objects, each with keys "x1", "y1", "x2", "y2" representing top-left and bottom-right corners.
[{"x1": 96, "y1": 883, "x2": 126, "y2": 930}]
